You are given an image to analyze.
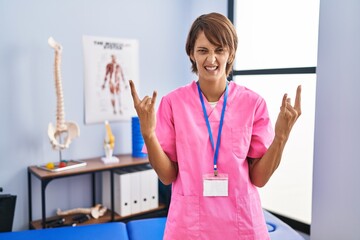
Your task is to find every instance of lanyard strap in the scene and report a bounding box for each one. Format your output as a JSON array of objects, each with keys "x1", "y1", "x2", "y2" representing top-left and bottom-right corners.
[{"x1": 197, "y1": 81, "x2": 228, "y2": 176}]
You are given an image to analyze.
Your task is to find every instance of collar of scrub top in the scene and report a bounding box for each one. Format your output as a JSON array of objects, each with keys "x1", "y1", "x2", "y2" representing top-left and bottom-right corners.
[{"x1": 196, "y1": 81, "x2": 229, "y2": 177}]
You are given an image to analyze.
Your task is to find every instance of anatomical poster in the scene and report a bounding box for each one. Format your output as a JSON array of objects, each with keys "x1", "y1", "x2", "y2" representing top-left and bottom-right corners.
[{"x1": 83, "y1": 35, "x2": 139, "y2": 124}]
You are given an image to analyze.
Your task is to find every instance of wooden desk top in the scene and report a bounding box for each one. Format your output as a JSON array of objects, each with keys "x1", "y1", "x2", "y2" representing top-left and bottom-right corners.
[{"x1": 28, "y1": 154, "x2": 149, "y2": 180}]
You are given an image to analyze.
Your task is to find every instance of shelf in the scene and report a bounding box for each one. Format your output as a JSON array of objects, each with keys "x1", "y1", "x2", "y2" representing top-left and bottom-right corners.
[
  {"x1": 28, "y1": 154, "x2": 169, "y2": 230},
  {"x1": 30, "y1": 204, "x2": 167, "y2": 230},
  {"x1": 28, "y1": 155, "x2": 150, "y2": 180},
  {"x1": 114, "y1": 204, "x2": 167, "y2": 221},
  {"x1": 30, "y1": 209, "x2": 116, "y2": 230}
]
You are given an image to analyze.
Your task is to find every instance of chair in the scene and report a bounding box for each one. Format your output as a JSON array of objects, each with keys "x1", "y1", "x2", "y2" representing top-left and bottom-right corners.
[{"x1": 0, "y1": 188, "x2": 17, "y2": 232}]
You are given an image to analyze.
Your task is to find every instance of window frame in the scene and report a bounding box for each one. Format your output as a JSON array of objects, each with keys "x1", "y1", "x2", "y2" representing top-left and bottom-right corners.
[
  {"x1": 227, "y1": 0, "x2": 314, "y2": 234},
  {"x1": 227, "y1": 0, "x2": 316, "y2": 81}
]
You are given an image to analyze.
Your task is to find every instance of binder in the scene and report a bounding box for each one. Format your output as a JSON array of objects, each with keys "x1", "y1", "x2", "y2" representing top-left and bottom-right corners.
[
  {"x1": 129, "y1": 169, "x2": 141, "y2": 214},
  {"x1": 138, "y1": 167, "x2": 150, "y2": 212},
  {"x1": 137, "y1": 165, "x2": 159, "y2": 211},
  {"x1": 101, "y1": 171, "x2": 111, "y2": 211},
  {"x1": 117, "y1": 170, "x2": 132, "y2": 216},
  {"x1": 102, "y1": 171, "x2": 132, "y2": 217},
  {"x1": 139, "y1": 169, "x2": 150, "y2": 212},
  {"x1": 102, "y1": 165, "x2": 159, "y2": 217},
  {"x1": 147, "y1": 169, "x2": 159, "y2": 209}
]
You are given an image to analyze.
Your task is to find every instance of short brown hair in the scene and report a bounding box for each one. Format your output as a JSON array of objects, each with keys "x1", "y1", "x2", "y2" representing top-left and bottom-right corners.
[{"x1": 185, "y1": 12, "x2": 238, "y2": 76}]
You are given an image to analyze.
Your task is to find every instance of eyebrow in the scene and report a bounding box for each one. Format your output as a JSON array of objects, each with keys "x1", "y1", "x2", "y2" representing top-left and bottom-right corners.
[{"x1": 196, "y1": 46, "x2": 224, "y2": 50}]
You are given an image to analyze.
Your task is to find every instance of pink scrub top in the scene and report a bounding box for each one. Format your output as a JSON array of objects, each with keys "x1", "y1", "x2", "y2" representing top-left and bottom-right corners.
[{"x1": 154, "y1": 81, "x2": 274, "y2": 240}]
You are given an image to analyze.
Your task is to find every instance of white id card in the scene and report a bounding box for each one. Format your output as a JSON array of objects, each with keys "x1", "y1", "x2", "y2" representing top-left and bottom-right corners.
[{"x1": 203, "y1": 173, "x2": 228, "y2": 197}]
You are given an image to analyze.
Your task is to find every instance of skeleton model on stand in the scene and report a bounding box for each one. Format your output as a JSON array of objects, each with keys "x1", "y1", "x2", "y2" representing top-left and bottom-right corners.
[{"x1": 47, "y1": 37, "x2": 80, "y2": 157}]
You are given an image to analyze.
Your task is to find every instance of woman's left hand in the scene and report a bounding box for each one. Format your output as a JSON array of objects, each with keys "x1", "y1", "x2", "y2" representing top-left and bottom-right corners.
[
  {"x1": 274, "y1": 85, "x2": 302, "y2": 142},
  {"x1": 249, "y1": 85, "x2": 302, "y2": 187}
]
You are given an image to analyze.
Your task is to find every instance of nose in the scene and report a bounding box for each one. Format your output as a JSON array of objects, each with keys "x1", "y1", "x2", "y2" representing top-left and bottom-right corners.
[{"x1": 207, "y1": 52, "x2": 216, "y2": 64}]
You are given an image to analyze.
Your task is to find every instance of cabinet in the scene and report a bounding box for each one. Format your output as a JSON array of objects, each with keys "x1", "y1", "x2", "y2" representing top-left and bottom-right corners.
[{"x1": 27, "y1": 154, "x2": 168, "y2": 229}]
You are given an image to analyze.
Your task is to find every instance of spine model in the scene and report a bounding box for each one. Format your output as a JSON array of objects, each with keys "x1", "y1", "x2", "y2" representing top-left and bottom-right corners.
[{"x1": 47, "y1": 37, "x2": 80, "y2": 150}]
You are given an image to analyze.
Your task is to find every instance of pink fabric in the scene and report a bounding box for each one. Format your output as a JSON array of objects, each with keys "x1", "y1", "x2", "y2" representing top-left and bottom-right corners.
[{"x1": 152, "y1": 81, "x2": 274, "y2": 239}]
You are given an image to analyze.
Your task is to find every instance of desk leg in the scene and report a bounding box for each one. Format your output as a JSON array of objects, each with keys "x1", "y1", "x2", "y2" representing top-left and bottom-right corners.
[
  {"x1": 111, "y1": 170, "x2": 114, "y2": 221},
  {"x1": 91, "y1": 173, "x2": 96, "y2": 206},
  {"x1": 41, "y1": 180, "x2": 50, "y2": 229},
  {"x1": 27, "y1": 170, "x2": 32, "y2": 229}
]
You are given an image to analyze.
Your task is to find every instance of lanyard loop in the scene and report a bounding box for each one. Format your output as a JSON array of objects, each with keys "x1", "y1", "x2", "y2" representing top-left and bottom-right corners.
[{"x1": 197, "y1": 81, "x2": 228, "y2": 176}]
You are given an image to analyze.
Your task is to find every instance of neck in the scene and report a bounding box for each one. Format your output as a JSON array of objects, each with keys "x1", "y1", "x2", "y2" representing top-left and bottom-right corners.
[{"x1": 198, "y1": 79, "x2": 227, "y2": 102}]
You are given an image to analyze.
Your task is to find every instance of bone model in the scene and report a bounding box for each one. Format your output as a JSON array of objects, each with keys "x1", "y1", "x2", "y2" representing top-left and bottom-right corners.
[
  {"x1": 57, "y1": 204, "x2": 107, "y2": 219},
  {"x1": 48, "y1": 37, "x2": 80, "y2": 150}
]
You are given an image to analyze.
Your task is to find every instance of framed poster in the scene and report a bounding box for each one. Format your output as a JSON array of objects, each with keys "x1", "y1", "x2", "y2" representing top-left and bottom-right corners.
[{"x1": 83, "y1": 35, "x2": 139, "y2": 124}]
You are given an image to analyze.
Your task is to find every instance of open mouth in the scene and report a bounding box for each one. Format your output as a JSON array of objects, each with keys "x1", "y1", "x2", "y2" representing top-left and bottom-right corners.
[{"x1": 205, "y1": 66, "x2": 218, "y2": 71}]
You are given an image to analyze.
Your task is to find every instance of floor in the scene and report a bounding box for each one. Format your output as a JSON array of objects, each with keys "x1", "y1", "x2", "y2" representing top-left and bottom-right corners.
[{"x1": 297, "y1": 231, "x2": 310, "y2": 240}]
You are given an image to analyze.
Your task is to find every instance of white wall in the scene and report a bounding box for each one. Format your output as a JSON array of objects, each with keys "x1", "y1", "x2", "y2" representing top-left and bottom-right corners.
[
  {"x1": 237, "y1": 74, "x2": 316, "y2": 225},
  {"x1": 311, "y1": 0, "x2": 360, "y2": 239},
  {"x1": 0, "y1": 0, "x2": 226, "y2": 231}
]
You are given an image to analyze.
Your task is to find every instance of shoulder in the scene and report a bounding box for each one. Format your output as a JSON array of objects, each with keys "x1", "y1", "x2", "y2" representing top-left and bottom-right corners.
[
  {"x1": 229, "y1": 81, "x2": 264, "y2": 104},
  {"x1": 228, "y1": 82, "x2": 271, "y2": 122},
  {"x1": 162, "y1": 81, "x2": 197, "y2": 102}
]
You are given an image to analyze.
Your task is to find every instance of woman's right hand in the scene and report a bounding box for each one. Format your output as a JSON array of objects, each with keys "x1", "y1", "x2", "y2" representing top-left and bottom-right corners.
[
  {"x1": 129, "y1": 80, "x2": 157, "y2": 139},
  {"x1": 129, "y1": 80, "x2": 177, "y2": 185}
]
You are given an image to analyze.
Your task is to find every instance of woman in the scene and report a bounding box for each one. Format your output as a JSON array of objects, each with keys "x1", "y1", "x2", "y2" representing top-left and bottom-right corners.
[{"x1": 130, "y1": 12, "x2": 301, "y2": 240}]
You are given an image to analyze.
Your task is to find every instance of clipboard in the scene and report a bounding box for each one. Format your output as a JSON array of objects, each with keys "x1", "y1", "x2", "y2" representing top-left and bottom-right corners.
[{"x1": 37, "y1": 160, "x2": 87, "y2": 172}]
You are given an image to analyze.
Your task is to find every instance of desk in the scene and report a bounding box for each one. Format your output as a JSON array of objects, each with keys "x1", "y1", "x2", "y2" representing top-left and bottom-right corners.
[{"x1": 28, "y1": 154, "x2": 165, "y2": 229}]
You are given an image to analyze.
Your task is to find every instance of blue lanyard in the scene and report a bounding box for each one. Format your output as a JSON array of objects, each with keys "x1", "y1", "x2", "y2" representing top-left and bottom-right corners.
[{"x1": 197, "y1": 81, "x2": 228, "y2": 176}]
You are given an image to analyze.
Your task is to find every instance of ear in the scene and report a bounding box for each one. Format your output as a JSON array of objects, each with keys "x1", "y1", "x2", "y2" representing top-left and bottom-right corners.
[
  {"x1": 227, "y1": 54, "x2": 234, "y2": 64},
  {"x1": 189, "y1": 50, "x2": 195, "y2": 62}
]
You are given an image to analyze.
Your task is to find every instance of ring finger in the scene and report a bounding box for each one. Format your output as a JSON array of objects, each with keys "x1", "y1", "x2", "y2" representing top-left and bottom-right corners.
[{"x1": 145, "y1": 97, "x2": 152, "y2": 105}]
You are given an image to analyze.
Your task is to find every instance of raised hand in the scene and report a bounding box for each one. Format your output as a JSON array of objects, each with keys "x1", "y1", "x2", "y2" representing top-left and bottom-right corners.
[
  {"x1": 129, "y1": 80, "x2": 157, "y2": 139},
  {"x1": 274, "y1": 85, "x2": 302, "y2": 142}
]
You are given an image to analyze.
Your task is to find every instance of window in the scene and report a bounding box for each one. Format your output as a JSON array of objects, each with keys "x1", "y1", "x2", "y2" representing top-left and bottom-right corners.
[
  {"x1": 228, "y1": 0, "x2": 320, "y2": 226},
  {"x1": 232, "y1": 0, "x2": 319, "y2": 71}
]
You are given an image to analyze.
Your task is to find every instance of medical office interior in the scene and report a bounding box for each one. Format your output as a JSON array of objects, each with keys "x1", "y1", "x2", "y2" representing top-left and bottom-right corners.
[{"x1": 0, "y1": 0, "x2": 359, "y2": 239}]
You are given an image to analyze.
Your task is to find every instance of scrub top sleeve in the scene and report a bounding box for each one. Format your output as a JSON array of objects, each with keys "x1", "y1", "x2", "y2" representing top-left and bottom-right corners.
[
  {"x1": 248, "y1": 98, "x2": 274, "y2": 158},
  {"x1": 154, "y1": 96, "x2": 178, "y2": 162}
]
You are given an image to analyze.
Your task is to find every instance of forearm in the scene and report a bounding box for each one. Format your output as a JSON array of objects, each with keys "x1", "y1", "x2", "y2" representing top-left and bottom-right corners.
[
  {"x1": 128, "y1": 80, "x2": 176, "y2": 184},
  {"x1": 249, "y1": 85, "x2": 302, "y2": 187},
  {"x1": 143, "y1": 133, "x2": 178, "y2": 185},
  {"x1": 249, "y1": 137, "x2": 287, "y2": 187}
]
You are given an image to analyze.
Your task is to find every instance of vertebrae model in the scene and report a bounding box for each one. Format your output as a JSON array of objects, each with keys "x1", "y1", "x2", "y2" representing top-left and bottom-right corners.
[{"x1": 48, "y1": 37, "x2": 80, "y2": 150}]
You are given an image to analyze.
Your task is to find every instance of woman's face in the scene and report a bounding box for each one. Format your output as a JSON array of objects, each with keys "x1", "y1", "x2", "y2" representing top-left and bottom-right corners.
[{"x1": 190, "y1": 31, "x2": 230, "y2": 83}]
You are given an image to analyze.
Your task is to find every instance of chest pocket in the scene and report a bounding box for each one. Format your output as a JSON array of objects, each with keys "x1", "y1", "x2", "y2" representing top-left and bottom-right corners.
[{"x1": 231, "y1": 126, "x2": 251, "y2": 159}]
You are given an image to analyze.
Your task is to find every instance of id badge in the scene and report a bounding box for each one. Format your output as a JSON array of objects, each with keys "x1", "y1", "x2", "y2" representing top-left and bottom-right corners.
[{"x1": 203, "y1": 173, "x2": 228, "y2": 197}]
